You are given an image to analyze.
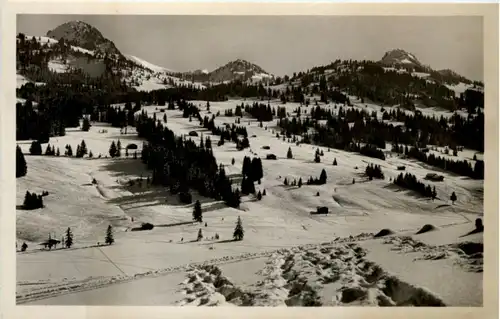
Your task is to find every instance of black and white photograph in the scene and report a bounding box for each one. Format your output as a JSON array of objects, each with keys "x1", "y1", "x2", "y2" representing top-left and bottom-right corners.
[{"x1": 10, "y1": 11, "x2": 492, "y2": 309}]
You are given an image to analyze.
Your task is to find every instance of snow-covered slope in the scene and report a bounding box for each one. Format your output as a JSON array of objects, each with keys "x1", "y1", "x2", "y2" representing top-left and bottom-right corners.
[
  {"x1": 125, "y1": 54, "x2": 174, "y2": 74},
  {"x1": 16, "y1": 98, "x2": 482, "y2": 306}
]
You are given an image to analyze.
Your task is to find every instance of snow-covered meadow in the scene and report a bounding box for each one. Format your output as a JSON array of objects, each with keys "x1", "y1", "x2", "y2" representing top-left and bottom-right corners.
[{"x1": 16, "y1": 98, "x2": 483, "y2": 306}]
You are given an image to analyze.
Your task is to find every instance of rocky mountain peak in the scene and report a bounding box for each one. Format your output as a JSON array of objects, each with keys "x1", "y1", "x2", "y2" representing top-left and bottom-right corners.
[
  {"x1": 46, "y1": 20, "x2": 122, "y2": 56},
  {"x1": 379, "y1": 49, "x2": 422, "y2": 67}
]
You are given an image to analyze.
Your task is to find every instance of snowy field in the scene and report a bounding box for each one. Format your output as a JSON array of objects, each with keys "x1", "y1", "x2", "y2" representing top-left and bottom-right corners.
[{"x1": 16, "y1": 99, "x2": 483, "y2": 306}]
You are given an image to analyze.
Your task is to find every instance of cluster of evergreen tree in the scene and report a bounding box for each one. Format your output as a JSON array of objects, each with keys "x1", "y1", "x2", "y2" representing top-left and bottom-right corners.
[
  {"x1": 307, "y1": 169, "x2": 328, "y2": 185},
  {"x1": 393, "y1": 172, "x2": 437, "y2": 199},
  {"x1": 137, "y1": 114, "x2": 241, "y2": 208},
  {"x1": 23, "y1": 191, "x2": 44, "y2": 209},
  {"x1": 365, "y1": 164, "x2": 384, "y2": 180},
  {"x1": 244, "y1": 102, "x2": 275, "y2": 122},
  {"x1": 401, "y1": 146, "x2": 484, "y2": 180},
  {"x1": 242, "y1": 156, "x2": 264, "y2": 183},
  {"x1": 285, "y1": 169, "x2": 327, "y2": 187},
  {"x1": 44, "y1": 144, "x2": 57, "y2": 156},
  {"x1": 279, "y1": 105, "x2": 483, "y2": 156},
  {"x1": 75, "y1": 140, "x2": 88, "y2": 158},
  {"x1": 16, "y1": 99, "x2": 66, "y2": 142},
  {"x1": 109, "y1": 140, "x2": 122, "y2": 157},
  {"x1": 198, "y1": 114, "x2": 248, "y2": 148}
]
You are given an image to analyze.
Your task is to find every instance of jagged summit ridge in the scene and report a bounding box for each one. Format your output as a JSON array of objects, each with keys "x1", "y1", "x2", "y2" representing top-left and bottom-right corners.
[{"x1": 47, "y1": 20, "x2": 122, "y2": 56}]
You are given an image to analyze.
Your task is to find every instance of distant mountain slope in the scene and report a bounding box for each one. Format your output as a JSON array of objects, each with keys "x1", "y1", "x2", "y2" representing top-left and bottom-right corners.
[
  {"x1": 17, "y1": 20, "x2": 482, "y2": 104},
  {"x1": 176, "y1": 59, "x2": 274, "y2": 84}
]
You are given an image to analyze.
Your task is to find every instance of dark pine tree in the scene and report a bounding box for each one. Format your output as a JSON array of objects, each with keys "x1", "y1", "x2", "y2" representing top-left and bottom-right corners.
[
  {"x1": 333, "y1": 158, "x2": 337, "y2": 166},
  {"x1": 319, "y1": 169, "x2": 327, "y2": 184},
  {"x1": 29, "y1": 141, "x2": 42, "y2": 155},
  {"x1": 287, "y1": 147, "x2": 293, "y2": 159},
  {"x1": 193, "y1": 200, "x2": 203, "y2": 223},
  {"x1": 65, "y1": 227, "x2": 73, "y2": 248},
  {"x1": 105, "y1": 225, "x2": 114, "y2": 245},
  {"x1": 109, "y1": 141, "x2": 117, "y2": 158},
  {"x1": 82, "y1": 118, "x2": 91, "y2": 131},
  {"x1": 80, "y1": 140, "x2": 88, "y2": 156},
  {"x1": 233, "y1": 216, "x2": 244, "y2": 241},
  {"x1": 16, "y1": 146, "x2": 27, "y2": 178}
]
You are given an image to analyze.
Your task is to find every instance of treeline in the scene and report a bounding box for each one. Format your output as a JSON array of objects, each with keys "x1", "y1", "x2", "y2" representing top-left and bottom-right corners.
[
  {"x1": 277, "y1": 105, "x2": 483, "y2": 161},
  {"x1": 398, "y1": 145, "x2": 484, "y2": 180},
  {"x1": 242, "y1": 102, "x2": 285, "y2": 122},
  {"x1": 365, "y1": 164, "x2": 384, "y2": 180},
  {"x1": 393, "y1": 172, "x2": 437, "y2": 199}
]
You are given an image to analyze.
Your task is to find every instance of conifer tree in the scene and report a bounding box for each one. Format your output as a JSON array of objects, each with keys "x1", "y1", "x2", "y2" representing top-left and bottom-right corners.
[
  {"x1": 193, "y1": 200, "x2": 202, "y2": 222},
  {"x1": 67, "y1": 145, "x2": 73, "y2": 157},
  {"x1": 287, "y1": 147, "x2": 293, "y2": 159},
  {"x1": 76, "y1": 145, "x2": 81, "y2": 158},
  {"x1": 263, "y1": 189, "x2": 266, "y2": 196},
  {"x1": 16, "y1": 146, "x2": 27, "y2": 178},
  {"x1": 105, "y1": 225, "x2": 114, "y2": 245},
  {"x1": 232, "y1": 158, "x2": 235, "y2": 165},
  {"x1": 319, "y1": 169, "x2": 327, "y2": 184},
  {"x1": 233, "y1": 216, "x2": 244, "y2": 241},
  {"x1": 56, "y1": 147, "x2": 60, "y2": 156},
  {"x1": 257, "y1": 190, "x2": 262, "y2": 200},
  {"x1": 82, "y1": 118, "x2": 91, "y2": 131},
  {"x1": 80, "y1": 140, "x2": 88, "y2": 156},
  {"x1": 89, "y1": 150, "x2": 93, "y2": 158},
  {"x1": 314, "y1": 152, "x2": 321, "y2": 163},
  {"x1": 298, "y1": 178, "x2": 302, "y2": 188},
  {"x1": 65, "y1": 227, "x2": 73, "y2": 248},
  {"x1": 109, "y1": 141, "x2": 117, "y2": 158},
  {"x1": 29, "y1": 141, "x2": 42, "y2": 155},
  {"x1": 197, "y1": 228, "x2": 203, "y2": 241},
  {"x1": 333, "y1": 158, "x2": 337, "y2": 166}
]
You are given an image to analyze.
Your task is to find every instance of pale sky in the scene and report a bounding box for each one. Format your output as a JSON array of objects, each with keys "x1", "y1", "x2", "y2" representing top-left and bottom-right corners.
[{"x1": 17, "y1": 15, "x2": 483, "y2": 81}]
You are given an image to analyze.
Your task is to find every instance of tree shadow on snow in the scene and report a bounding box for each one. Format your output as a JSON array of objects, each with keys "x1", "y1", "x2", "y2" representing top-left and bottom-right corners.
[
  {"x1": 382, "y1": 184, "x2": 433, "y2": 201},
  {"x1": 100, "y1": 158, "x2": 149, "y2": 179}
]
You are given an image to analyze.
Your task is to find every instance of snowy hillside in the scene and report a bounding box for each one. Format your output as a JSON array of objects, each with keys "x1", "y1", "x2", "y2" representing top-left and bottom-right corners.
[{"x1": 16, "y1": 98, "x2": 483, "y2": 306}]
